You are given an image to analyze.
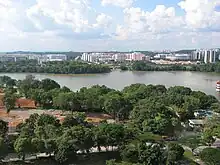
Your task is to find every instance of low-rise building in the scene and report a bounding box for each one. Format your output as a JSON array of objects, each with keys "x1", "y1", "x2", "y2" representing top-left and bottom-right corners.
[
  {"x1": 154, "y1": 54, "x2": 168, "y2": 59},
  {"x1": 194, "y1": 110, "x2": 213, "y2": 119},
  {"x1": 45, "y1": 54, "x2": 67, "y2": 62},
  {"x1": 165, "y1": 54, "x2": 191, "y2": 61},
  {"x1": 189, "y1": 119, "x2": 205, "y2": 128},
  {"x1": 38, "y1": 54, "x2": 67, "y2": 64}
]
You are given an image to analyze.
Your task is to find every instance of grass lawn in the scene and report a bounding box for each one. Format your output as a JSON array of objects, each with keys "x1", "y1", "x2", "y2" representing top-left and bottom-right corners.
[
  {"x1": 184, "y1": 150, "x2": 194, "y2": 159},
  {"x1": 184, "y1": 150, "x2": 199, "y2": 165}
]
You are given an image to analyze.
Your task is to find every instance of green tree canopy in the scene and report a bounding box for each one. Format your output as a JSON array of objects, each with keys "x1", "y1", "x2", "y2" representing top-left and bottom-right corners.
[{"x1": 200, "y1": 148, "x2": 220, "y2": 165}]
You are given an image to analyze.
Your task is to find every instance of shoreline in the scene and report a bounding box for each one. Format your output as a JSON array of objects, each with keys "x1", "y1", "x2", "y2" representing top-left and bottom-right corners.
[{"x1": 0, "y1": 70, "x2": 219, "y2": 76}]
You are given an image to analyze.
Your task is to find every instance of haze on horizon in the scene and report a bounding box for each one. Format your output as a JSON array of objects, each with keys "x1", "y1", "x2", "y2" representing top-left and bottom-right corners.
[{"x1": 0, "y1": 0, "x2": 220, "y2": 52}]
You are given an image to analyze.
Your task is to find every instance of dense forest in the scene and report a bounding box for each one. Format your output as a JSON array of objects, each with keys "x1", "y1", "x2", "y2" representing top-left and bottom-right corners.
[
  {"x1": 130, "y1": 61, "x2": 220, "y2": 72},
  {"x1": 1, "y1": 75, "x2": 220, "y2": 164},
  {"x1": 0, "y1": 60, "x2": 111, "y2": 74}
]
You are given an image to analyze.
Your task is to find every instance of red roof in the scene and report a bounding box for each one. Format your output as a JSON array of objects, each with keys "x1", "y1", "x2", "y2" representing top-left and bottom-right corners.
[{"x1": 15, "y1": 98, "x2": 36, "y2": 109}]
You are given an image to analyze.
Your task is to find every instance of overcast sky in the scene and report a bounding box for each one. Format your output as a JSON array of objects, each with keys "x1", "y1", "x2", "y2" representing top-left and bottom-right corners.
[{"x1": 0, "y1": 0, "x2": 220, "y2": 51}]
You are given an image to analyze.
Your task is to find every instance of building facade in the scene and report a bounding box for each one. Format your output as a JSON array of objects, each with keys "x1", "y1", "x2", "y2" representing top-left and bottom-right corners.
[
  {"x1": 81, "y1": 52, "x2": 147, "y2": 63},
  {"x1": 112, "y1": 54, "x2": 127, "y2": 62},
  {"x1": 193, "y1": 49, "x2": 217, "y2": 63},
  {"x1": 126, "y1": 52, "x2": 145, "y2": 61}
]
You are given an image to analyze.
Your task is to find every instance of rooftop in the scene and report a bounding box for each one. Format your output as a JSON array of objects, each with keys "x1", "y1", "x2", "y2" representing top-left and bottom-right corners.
[{"x1": 189, "y1": 119, "x2": 205, "y2": 125}]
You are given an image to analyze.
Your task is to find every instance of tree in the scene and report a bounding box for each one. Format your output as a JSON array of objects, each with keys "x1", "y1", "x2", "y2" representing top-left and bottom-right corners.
[
  {"x1": 167, "y1": 86, "x2": 192, "y2": 96},
  {"x1": 0, "y1": 76, "x2": 12, "y2": 86},
  {"x1": 78, "y1": 85, "x2": 112, "y2": 111},
  {"x1": 166, "y1": 143, "x2": 184, "y2": 165},
  {"x1": 62, "y1": 114, "x2": 89, "y2": 128},
  {"x1": 40, "y1": 78, "x2": 60, "y2": 91},
  {"x1": 61, "y1": 86, "x2": 71, "y2": 92},
  {"x1": 3, "y1": 92, "x2": 16, "y2": 113},
  {"x1": 14, "y1": 137, "x2": 33, "y2": 161},
  {"x1": 203, "y1": 116, "x2": 220, "y2": 139},
  {"x1": 39, "y1": 91, "x2": 54, "y2": 108},
  {"x1": 53, "y1": 92, "x2": 80, "y2": 114},
  {"x1": 62, "y1": 126, "x2": 94, "y2": 153},
  {"x1": 106, "y1": 159, "x2": 137, "y2": 165},
  {"x1": 17, "y1": 113, "x2": 39, "y2": 136},
  {"x1": 202, "y1": 128, "x2": 215, "y2": 145},
  {"x1": 182, "y1": 96, "x2": 200, "y2": 118},
  {"x1": 55, "y1": 137, "x2": 77, "y2": 164},
  {"x1": 121, "y1": 142, "x2": 166, "y2": 165},
  {"x1": 17, "y1": 75, "x2": 40, "y2": 98},
  {"x1": 0, "y1": 137, "x2": 7, "y2": 160},
  {"x1": 142, "y1": 115, "x2": 174, "y2": 136},
  {"x1": 200, "y1": 148, "x2": 220, "y2": 165},
  {"x1": 35, "y1": 125, "x2": 60, "y2": 140},
  {"x1": 29, "y1": 89, "x2": 44, "y2": 106},
  {"x1": 36, "y1": 114, "x2": 60, "y2": 127},
  {"x1": 0, "y1": 120, "x2": 8, "y2": 137},
  {"x1": 72, "y1": 112, "x2": 86, "y2": 121},
  {"x1": 31, "y1": 138, "x2": 45, "y2": 153},
  {"x1": 130, "y1": 102, "x2": 178, "y2": 136},
  {"x1": 0, "y1": 76, "x2": 16, "y2": 87},
  {"x1": 95, "y1": 123, "x2": 125, "y2": 150},
  {"x1": 120, "y1": 143, "x2": 139, "y2": 163},
  {"x1": 122, "y1": 84, "x2": 156, "y2": 104},
  {"x1": 44, "y1": 139, "x2": 57, "y2": 156},
  {"x1": 104, "y1": 93, "x2": 132, "y2": 120},
  {"x1": 93, "y1": 126, "x2": 108, "y2": 152},
  {"x1": 211, "y1": 103, "x2": 220, "y2": 113},
  {"x1": 62, "y1": 115, "x2": 79, "y2": 127}
]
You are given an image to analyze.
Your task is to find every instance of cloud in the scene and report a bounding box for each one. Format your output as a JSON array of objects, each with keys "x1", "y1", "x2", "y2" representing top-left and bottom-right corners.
[
  {"x1": 27, "y1": 0, "x2": 113, "y2": 33},
  {"x1": 93, "y1": 13, "x2": 112, "y2": 28},
  {"x1": 178, "y1": 0, "x2": 220, "y2": 30},
  {"x1": 101, "y1": 0, "x2": 134, "y2": 8},
  {"x1": 115, "y1": 5, "x2": 185, "y2": 40},
  {"x1": 0, "y1": 0, "x2": 219, "y2": 51},
  {"x1": 27, "y1": 0, "x2": 93, "y2": 32},
  {"x1": 0, "y1": 0, "x2": 16, "y2": 20}
]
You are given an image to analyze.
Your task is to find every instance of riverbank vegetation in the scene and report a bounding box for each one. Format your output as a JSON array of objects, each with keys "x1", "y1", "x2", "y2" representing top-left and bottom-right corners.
[
  {"x1": 0, "y1": 75, "x2": 220, "y2": 164},
  {"x1": 1, "y1": 59, "x2": 220, "y2": 75},
  {"x1": 0, "y1": 60, "x2": 111, "y2": 74},
  {"x1": 130, "y1": 61, "x2": 220, "y2": 72}
]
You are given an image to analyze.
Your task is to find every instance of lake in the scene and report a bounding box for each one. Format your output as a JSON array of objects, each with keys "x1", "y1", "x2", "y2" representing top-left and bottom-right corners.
[{"x1": 1, "y1": 71, "x2": 220, "y2": 98}]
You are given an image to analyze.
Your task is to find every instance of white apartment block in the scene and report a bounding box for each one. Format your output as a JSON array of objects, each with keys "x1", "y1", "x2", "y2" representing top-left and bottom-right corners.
[
  {"x1": 112, "y1": 54, "x2": 127, "y2": 62},
  {"x1": 126, "y1": 52, "x2": 145, "y2": 61},
  {"x1": 81, "y1": 52, "x2": 148, "y2": 63},
  {"x1": 193, "y1": 49, "x2": 217, "y2": 63},
  {"x1": 204, "y1": 50, "x2": 216, "y2": 64},
  {"x1": 81, "y1": 53, "x2": 98, "y2": 63},
  {"x1": 0, "y1": 54, "x2": 28, "y2": 62}
]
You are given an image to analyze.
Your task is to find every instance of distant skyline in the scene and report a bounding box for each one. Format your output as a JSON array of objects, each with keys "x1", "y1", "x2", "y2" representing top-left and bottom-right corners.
[{"x1": 0, "y1": 0, "x2": 219, "y2": 51}]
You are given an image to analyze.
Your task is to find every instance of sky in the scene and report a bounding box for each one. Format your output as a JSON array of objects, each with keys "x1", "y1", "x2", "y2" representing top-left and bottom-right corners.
[{"x1": 0, "y1": 0, "x2": 220, "y2": 51}]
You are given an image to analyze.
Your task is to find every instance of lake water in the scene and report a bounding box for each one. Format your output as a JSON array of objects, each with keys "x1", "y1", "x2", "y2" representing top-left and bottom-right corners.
[{"x1": 1, "y1": 71, "x2": 220, "y2": 98}]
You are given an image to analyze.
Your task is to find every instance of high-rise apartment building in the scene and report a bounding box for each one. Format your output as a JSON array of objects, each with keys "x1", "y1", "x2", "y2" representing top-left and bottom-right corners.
[
  {"x1": 204, "y1": 50, "x2": 216, "y2": 63},
  {"x1": 193, "y1": 49, "x2": 216, "y2": 63}
]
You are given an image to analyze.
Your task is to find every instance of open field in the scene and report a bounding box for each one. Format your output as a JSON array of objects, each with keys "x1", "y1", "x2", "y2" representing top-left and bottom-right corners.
[{"x1": 0, "y1": 109, "x2": 113, "y2": 130}]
